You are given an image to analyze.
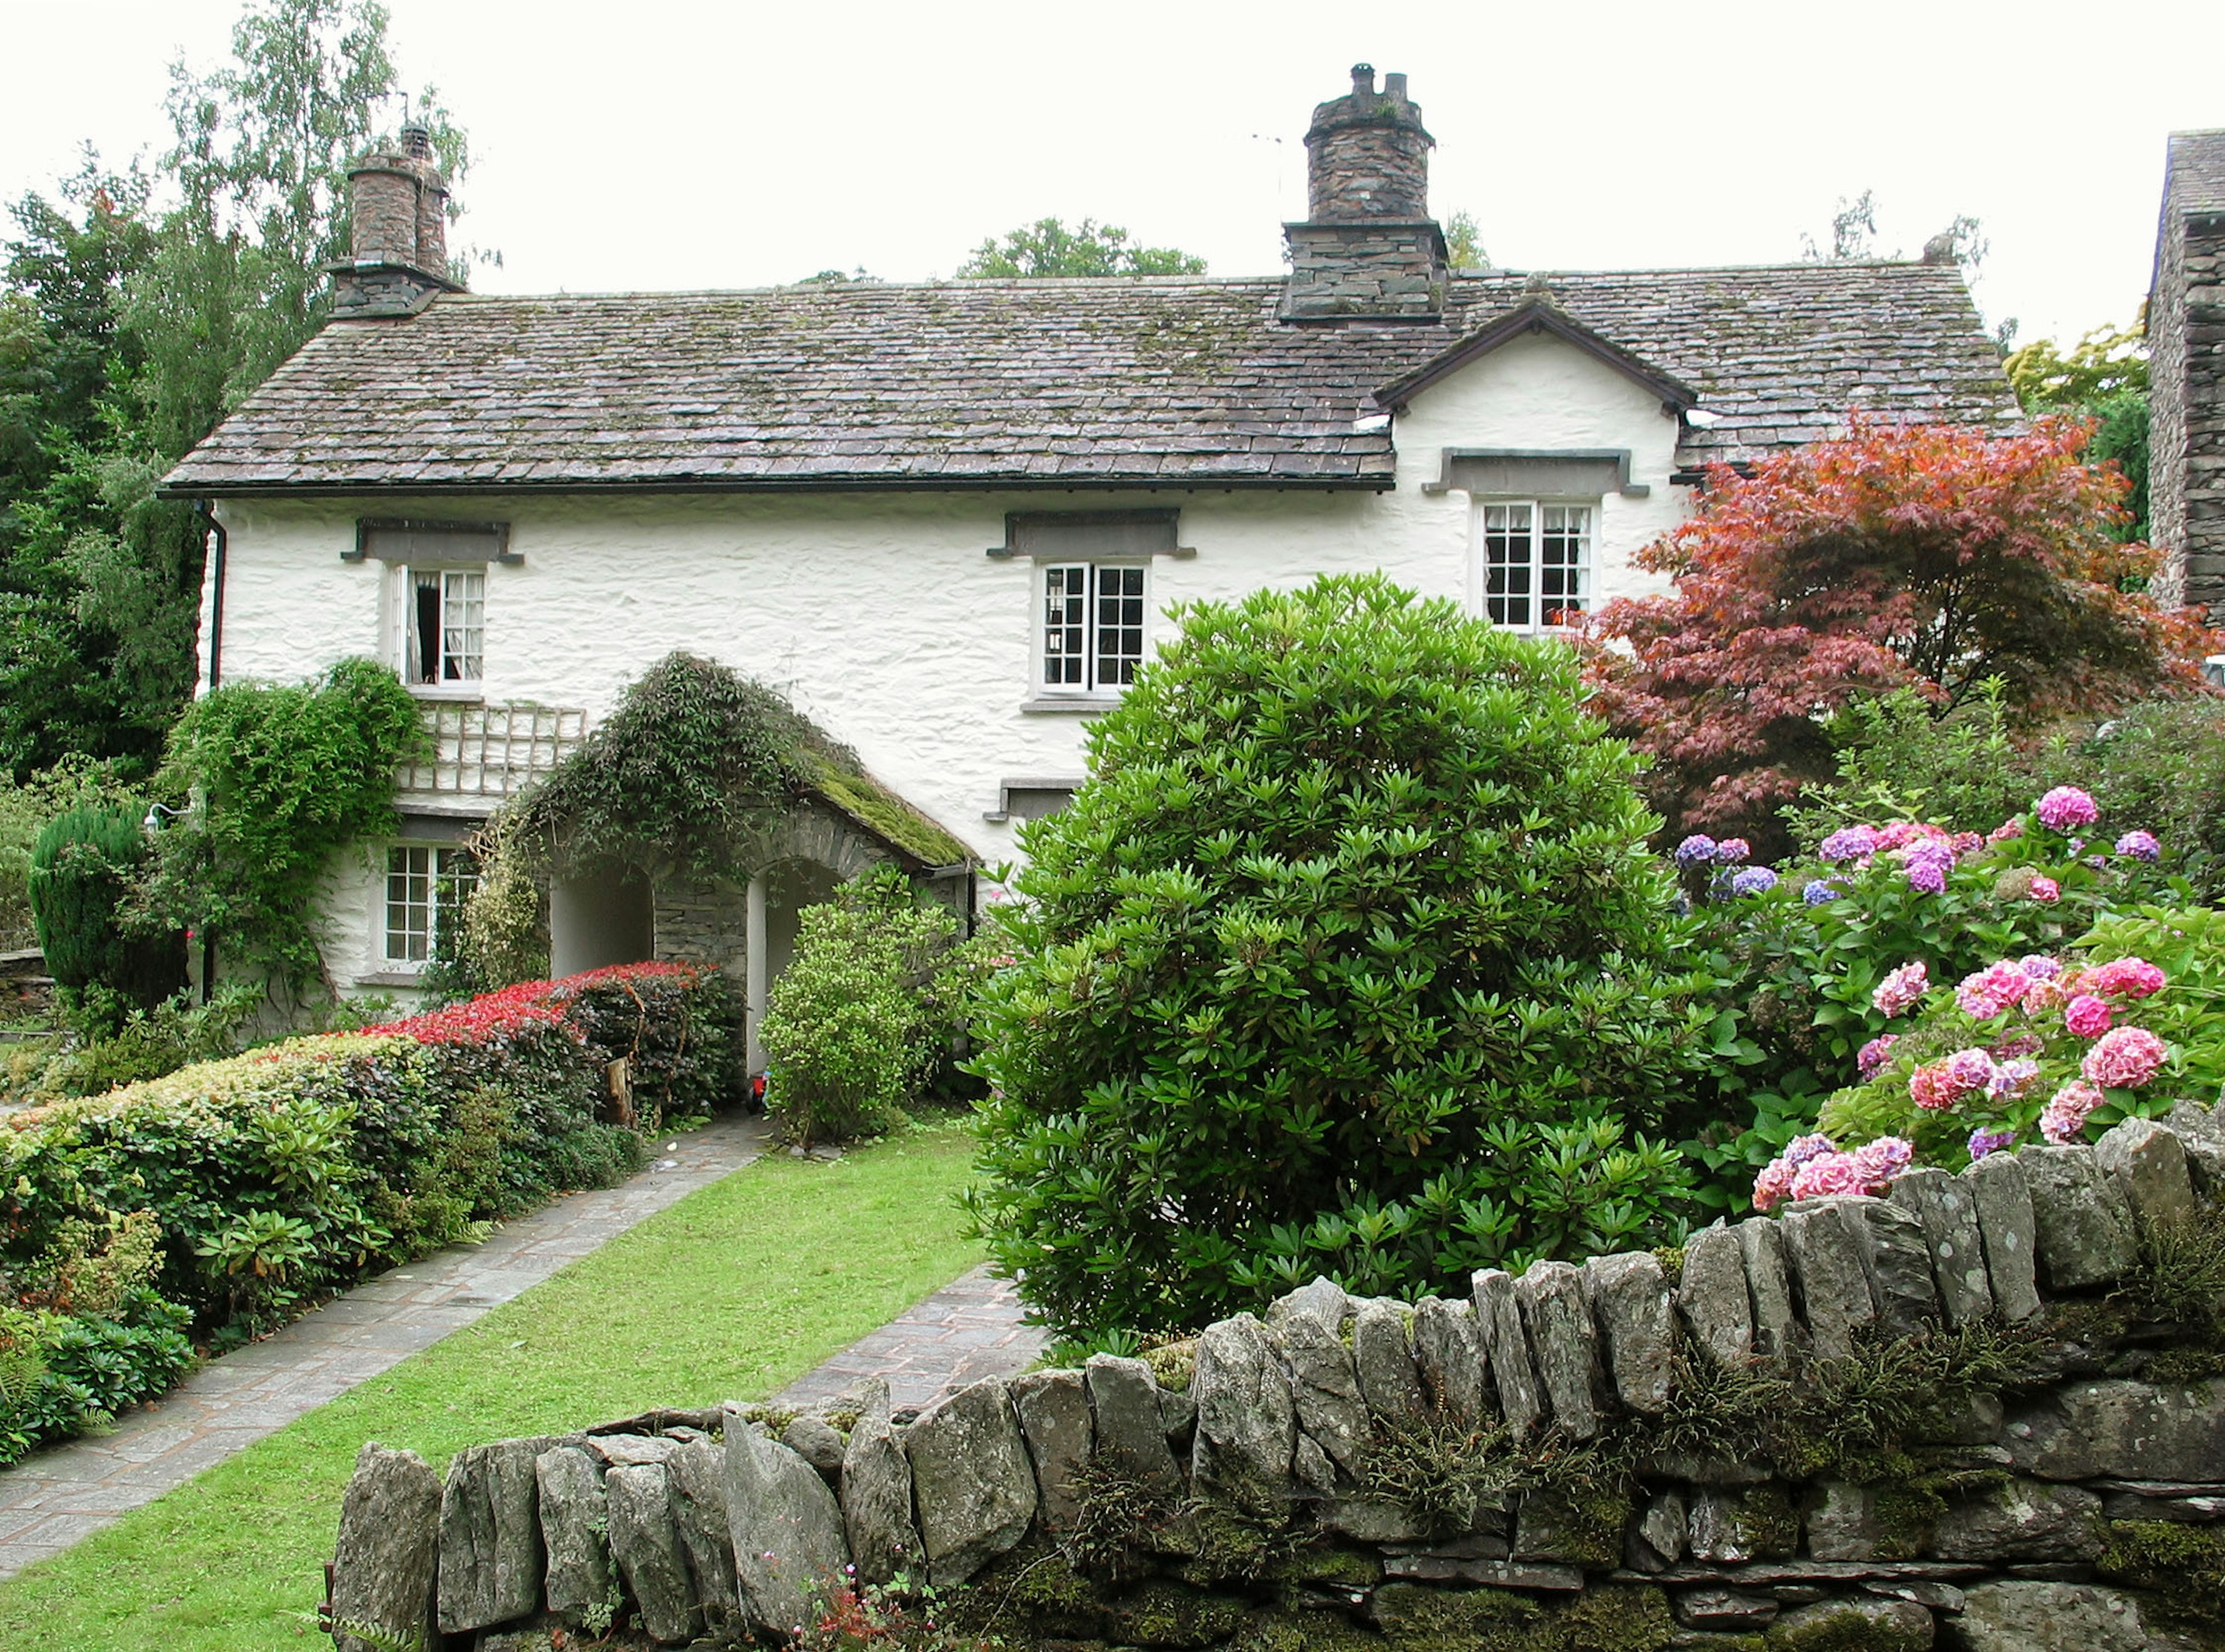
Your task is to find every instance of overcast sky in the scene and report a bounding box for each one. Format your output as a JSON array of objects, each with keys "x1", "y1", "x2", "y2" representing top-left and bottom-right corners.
[{"x1": 4, "y1": 0, "x2": 2220, "y2": 348}]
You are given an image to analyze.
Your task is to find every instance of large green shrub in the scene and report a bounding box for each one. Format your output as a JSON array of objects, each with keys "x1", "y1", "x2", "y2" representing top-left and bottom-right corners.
[
  {"x1": 761, "y1": 867, "x2": 983, "y2": 1146},
  {"x1": 136, "y1": 658, "x2": 427, "y2": 992},
  {"x1": 2033, "y1": 699, "x2": 2225, "y2": 902},
  {"x1": 28, "y1": 805, "x2": 145, "y2": 990},
  {"x1": 967, "y1": 573, "x2": 1717, "y2": 1338}
]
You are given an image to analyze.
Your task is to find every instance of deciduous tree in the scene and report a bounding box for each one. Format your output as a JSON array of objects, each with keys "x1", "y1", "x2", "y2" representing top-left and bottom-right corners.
[{"x1": 956, "y1": 216, "x2": 1203, "y2": 278}]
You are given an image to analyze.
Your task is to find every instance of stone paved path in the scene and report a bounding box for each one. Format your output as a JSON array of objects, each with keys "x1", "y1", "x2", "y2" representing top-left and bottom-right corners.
[
  {"x1": 776, "y1": 1263, "x2": 1047, "y2": 1414},
  {"x1": 0, "y1": 1111, "x2": 768, "y2": 1580}
]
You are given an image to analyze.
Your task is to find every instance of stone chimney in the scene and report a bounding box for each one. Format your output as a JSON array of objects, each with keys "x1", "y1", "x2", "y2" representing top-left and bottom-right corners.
[
  {"x1": 2150, "y1": 129, "x2": 2225, "y2": 614},
  {"x1": 1282, "y1": 65, "x2": 1446, "y2": 322},
  {"x1": 330, "y1": 118, "x2": 460, "y2": 319}
]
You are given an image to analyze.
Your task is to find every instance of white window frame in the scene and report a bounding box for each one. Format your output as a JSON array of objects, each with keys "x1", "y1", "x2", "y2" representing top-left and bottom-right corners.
[
  {"x1": 1473, "y1": 499, "x2": 1596, "y2": 633},
  {"x1": 1036, "y1": 560, "x2": 1151, "y2": 699},
  {"x1": 382, "y1": 843, "x2": 478, "y2": 967},
  {"x1": 389, "y1": 564, "x2": 486, "y2": 696}
]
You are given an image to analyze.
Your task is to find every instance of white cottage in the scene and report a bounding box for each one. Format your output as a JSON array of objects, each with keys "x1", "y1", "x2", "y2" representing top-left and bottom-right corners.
[{"x1": 160, "y1": 65, "x2": 2017, "y2": 1058}]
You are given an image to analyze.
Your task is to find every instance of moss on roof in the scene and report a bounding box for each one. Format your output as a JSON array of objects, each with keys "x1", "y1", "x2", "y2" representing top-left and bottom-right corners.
[{"x1": 799, "y1": 752, "x2": 975, "y2": 870}]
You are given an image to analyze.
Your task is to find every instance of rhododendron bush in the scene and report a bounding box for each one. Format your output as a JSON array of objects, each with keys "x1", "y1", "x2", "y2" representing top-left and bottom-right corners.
[
  {"x1": 1676, "y1": 786, "x2": 2175, "y2": 1205},
  {"x1": 0, "y1": 961, "x2": 735, "y2": 1356},
  {"x1": 1818, "y1": 904, "x2": 2225, "y2": 1166},
  {"x1": 1585, "y1": 415, "x2": 2214, "y2": 851}
]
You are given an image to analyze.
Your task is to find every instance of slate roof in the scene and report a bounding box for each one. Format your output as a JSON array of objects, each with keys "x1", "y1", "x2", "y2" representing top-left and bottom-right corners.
[{"x1": 161, "y1": 262, "x2": 2017, "y2": 497}]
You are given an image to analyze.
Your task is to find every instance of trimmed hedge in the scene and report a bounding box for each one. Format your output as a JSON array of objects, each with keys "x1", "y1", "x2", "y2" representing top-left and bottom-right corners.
[{"x1": 0, "y1": 961, "x2": 736, "y2": 1458}]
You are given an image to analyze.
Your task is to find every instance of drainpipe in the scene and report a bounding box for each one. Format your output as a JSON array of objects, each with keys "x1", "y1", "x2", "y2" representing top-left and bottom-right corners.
[
  {"x1": 192, "y1": 499, "x2": 225, "y2": 1002},
  {"x1": 194, "y1": 498, "x2": 227, "y2": 690}
]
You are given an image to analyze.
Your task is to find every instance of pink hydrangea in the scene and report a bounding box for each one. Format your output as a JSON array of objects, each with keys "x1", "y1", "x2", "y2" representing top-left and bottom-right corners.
[
  {"x1": 2027, "y1": 876, "x2": 2062, "y2": 904},
  {"x1": 1950, "y1": 832, "x2": 1984, "y2": 855},
  {"x1": 2086, "y1": 957, "x2": 2167, "y2": 1001},
  {"x1": 1945, "y1": 1047, "x2": 1998, "y2": 1092},
  {"x1": 1910, "y1": 1052, "x2": 1994, "y2": 1110},
  {"x1": 1988, "y1": 1056, "x2": 2041, "y2": 1100},
  {"x1": 1752, "y1": 1133, "x2": 1840, "y2": 1212},
  {"x1": 1872, "y1": 961, "x2": 1929, "y2": 1018},
  {"x1": 2025, "y1": 971, "x2": 2081, "y2": 1015},
  {"x1": 1956, "y1": 961, "x2": 2033, "y2": 1020},
  {"x1": 1987, "y1": 818, "x2": 2026, "y2": 844},
  {"x1": 1856, "y1": 1034, "x2": 1899, "y2": 1078},
  {"x1": 1716, "y1": 837, "x2": 1752, "y2": 865},
  {"x1": 1875, "y1": 821, "x2": 1949, "y2": 852},
  {"x1": 1790, "y1": 1152, "x2": 1867, "y2": 1201},
  {"x1": 1848, "y1": 1136, "x2": 1914, "y2": 1188},
  {"x1": 2036, "y1": 786, "x2": 2100, "y2": 832},
  {"x1": 2082, "y1": 1026, "x2": 2169, "y2": 1090},
  {"x1": 2040, "y1": 1080, "x2": 2106, "y2": 1144},
  {"x1": 2064, "y1": 994, "x2": 2114, "y2": 1038}
]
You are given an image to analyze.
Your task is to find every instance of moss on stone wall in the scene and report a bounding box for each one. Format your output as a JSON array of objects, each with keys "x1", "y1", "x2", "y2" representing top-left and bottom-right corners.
[{"x1": 2099, "y1": 1519, "x2": 2225, "y2": 1633}]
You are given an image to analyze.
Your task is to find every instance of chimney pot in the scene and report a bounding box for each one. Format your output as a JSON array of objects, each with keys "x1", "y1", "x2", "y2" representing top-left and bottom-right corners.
[
  {"x1": 1350, "y1": 63, "x2": 1374, "y2": 94},
  {"x1": 400, "y1": 120, "x2": 433, "y2": 160},
  {"x1": 1384, "y1": 72, "x2": 1407, "y2": 100}
]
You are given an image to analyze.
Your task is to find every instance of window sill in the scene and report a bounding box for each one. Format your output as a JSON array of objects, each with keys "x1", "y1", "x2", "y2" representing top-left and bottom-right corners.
[
  {"x1": 1020, "y1": 696, "x2": 1122, "y2": 714},
  {"x1": 406, "y1": 683, "x2": 484, "y2": 703},
  {"x1": 354, "y1": 969, "x2": 430, "y2": 989}
]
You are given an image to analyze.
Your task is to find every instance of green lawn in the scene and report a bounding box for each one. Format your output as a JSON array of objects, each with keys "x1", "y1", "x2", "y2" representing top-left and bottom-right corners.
[{"x1": 0, "y1": 1117, "x2": 986, "y2": 1651}]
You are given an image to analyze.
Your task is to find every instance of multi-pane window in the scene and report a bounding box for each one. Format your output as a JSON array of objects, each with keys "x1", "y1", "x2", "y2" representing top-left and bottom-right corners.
[
  {"x1": 1480, "y1": 503, "x2": 1594, "y2": 631},
  {"x1": 403, "y1": 567, "x2": 484, "y2": 685},
  {"x1": 384, "y1": 845, "x2": 478, "y2": 964},
  {"x1": 1041, "y1": 563, "x2": 1147, "y2": 694}
]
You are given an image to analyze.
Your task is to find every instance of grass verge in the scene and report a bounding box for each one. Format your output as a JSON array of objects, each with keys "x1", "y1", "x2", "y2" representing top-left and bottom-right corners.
[{"x1": 0, "y1": 1115, "x2": 985, "y2": 1651}]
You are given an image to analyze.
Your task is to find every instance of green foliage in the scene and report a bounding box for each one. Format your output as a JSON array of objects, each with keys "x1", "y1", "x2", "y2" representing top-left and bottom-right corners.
[
  {"x1": 1442, "y1": 211, "x2": 1488, "y2": 271},
  {"x1": 28, "y1": 982, "x2": 259, "y2": 1099},
  {"x1": 0, "y1": 1, "x2": 475, "y2": 780},
  {"x1": 956, "y1": 216, "x2": 1205, "y2": 279},
  {"x1": 28, "y1": 803, "x2": 148, "y2": 992},
  {"x1": 2035, "y1": 698, "x2": 2225, "y2": 902},
  {"x1": 2004, "y1": 320, "x2": 2150, "y2": 541},
  {"x1": 967, "y1": 572, "x2": 1717, "y2": 1338},
  {"x1": 519, "y1": 651, "x2": 833, "y2": 880},
  {"x1": 762, "y1": 867, "x2": 985, "y2": 1146},
  {"x1": 137, "y1": 658, "x2": 425, "y2": 992},
  {"x1": 429, "y1": 811, "x2": 546, "y2": 996},
  {"x1": 0, "y1": 756, "x2": 133, "y2": 951},
  {"x1": 1782, "y1": 683, "x2": 2032, "y2": 847}
]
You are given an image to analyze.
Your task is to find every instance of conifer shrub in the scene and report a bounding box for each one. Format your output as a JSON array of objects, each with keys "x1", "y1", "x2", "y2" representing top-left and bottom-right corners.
[
  {"x1": 967, "y1": 574, "x2": 1717, "y2": 1337},
  {"x1": 27, "y1": 803, "x2": 183, "y2": 1026}
]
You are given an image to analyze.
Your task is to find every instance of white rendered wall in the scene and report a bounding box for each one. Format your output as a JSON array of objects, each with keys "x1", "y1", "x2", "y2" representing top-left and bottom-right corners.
[{"x1": 199, "y1": 330, "x2": 1695, "y2": 988}]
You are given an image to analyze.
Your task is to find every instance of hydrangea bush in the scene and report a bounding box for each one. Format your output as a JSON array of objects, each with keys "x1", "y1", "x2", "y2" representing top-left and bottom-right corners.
[
  {"x1": 1818, "y1": 902, "x2": 2225, "y2": 1166},
  {"x1": 1678, "y1": 785, "x2": 2175, "y2": 1205}
]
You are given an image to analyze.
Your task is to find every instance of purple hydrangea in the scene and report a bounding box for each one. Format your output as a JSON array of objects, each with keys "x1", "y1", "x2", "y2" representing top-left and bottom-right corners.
[
  {"x1": 2117, "y1": 829, "x2": 2162, "y2": 862},
  {"x1": 1802, "y1": 878, "x2": 1840, "y2": 906},
  {"x1": 1716, "y1": 838, "x2": 1752, "y2": 865},
  {"x1": 1902, "y1": 842, "x2": 1955, "y2": 895},
  {"x1": 1730, "y1": 867, "x2": 1778, "y2": 896},
  {"x1": 1818, "y1": 825, "x2": 1880, "y2": 863},
  {"x1": 1674, "y1": 834, "x2": 1720, "y2": 869},
  {"x1": 1967, "y1": 1128, "x2": 2016, "y2": 1162}
]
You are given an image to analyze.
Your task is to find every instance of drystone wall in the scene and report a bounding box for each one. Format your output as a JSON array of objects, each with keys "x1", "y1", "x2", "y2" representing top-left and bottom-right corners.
[{"x1": 325, "y1": 1106, "x2": 2225, "y2": 1652}]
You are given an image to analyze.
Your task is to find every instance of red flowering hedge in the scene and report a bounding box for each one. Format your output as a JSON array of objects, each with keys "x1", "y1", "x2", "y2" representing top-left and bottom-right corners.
[{"x1": 0, "y1": 961, "x2": 739, "y2": 1367}]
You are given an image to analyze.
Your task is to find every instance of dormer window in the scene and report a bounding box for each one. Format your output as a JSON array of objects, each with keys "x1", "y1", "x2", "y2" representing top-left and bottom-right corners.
[{"x1": 1479, "y1": 502, "x2": 1593, "y2": 632}]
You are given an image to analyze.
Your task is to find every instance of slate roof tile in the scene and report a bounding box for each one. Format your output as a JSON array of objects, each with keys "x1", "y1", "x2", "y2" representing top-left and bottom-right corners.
[{"x1": 162, "y1": 265, "x2": 2018, "y2": 495}]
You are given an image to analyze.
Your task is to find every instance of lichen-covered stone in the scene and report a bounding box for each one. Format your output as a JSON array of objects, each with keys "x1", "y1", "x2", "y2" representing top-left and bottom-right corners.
[
  {"x1": 1805, "y1": 1482, "x2": 1892, "y2": 1562},
  {"x1": 1888, "y1": 1168, "x2": 1991, "y2": 1326},
  {"x1": 1965, "y1": 1148, "x2": 2042, "y2": 1319},
  {"x1": 1735, "y1": 1216, "x2": 1803, "y2": 1362},
  {"x1": 1688, "y1": 1486, "x2": 1799, "y2": 1563},
  {"x1": 1273, "y1": 1310, "x2": 1369, "y2": 1484},
  {"x1": 1629, "y1": 1486, "x2": 1686, "y2": 1571},
  {"x1": 331, "y1": 1442, "x2": 442, "y2": 1652},
  {"x1": 1676, "y1": 1226, "x2": 1754, "y2": 1368},
  {"x1": 1472, "y1": 1267, "x2": 1545, "y2": 1432},
  {"x1": 2094, "y1": 1115, "x2": 2198, "y2": 1230},
  {"x1": 586, "y1": 1432, "x2": 679, "y2": 1467},
  {"x1": 780, "y1": 1414, "x2": 847, "y2": 1481},
  {"x1": 1088, "y1": 1353, "x2": 1185, "y2": 1497},
  {"x1": 1410, "y1": 1296, "x2": 1486, "y2": 1425},
  {"x1": 840, "y1": 1377, "x2": 922, "y2": 1584},
  {"x1": 903, "y1": 1377, "x2": 1034, "y2": 1585},
  {"x1": 1515, "y1": 1260, "x2": 1604, "y2": 1439},
  {"x1": 1191, "y1": 1314, "x2": 1297, "y2": 1518},
  {"x1": 607, "y1": 1463, "x2": 701, "y2": 1645},
  {"x1": 535, "y1": 1445, "x2": 612, "y2": 1628},
  {"x1": 1264, "y1": 1275, "x2": 1351, "y2": 1336},
  {"x1": 726, "y1": 1407, "x2": 851, "y2": 1627},
  {"x1": 1856, "y1": 1196, "x2": 1939, "y2": 1339},
  {"x1": 1766, "y1": 1596, "x2": 1932, "y2": 1649},
  {"x1": 666, "y1": 1436, "x2": 737, "y2": 1626},
  {"x1": 2020, "y1": 1144, "x2": 2139, "y2": 1291},
  {"x1": 1351, "y1": 1297, "x2": 1428, "y2": 1424},
  {"x1": 1952, "y1": 1580, "x2": 2153, "y2": 1651},
  {"x1": 2164, "y1": 1100, "x2": 2225, "y2": 1195},
  {"x1": 1928, "y1": 1478, "x2": 2103, "y2": 1562},
  {"x1": 2005, "y1": 1379, "x2": 2225, "y2": 1480},
  {"x1": 1675, "y1": 1587, "x2": 1778, "y2": 1629},
  {"x1": 1584, "y1": 1250, "x2": 1674, "y2": 1414},
  {"x1": 1011, "y1": 1368, "x2": 1090, "y2": 1532},
  {"x1": 1779, "y1": 1199, "x2": 1877, "y2": 1361},
  {"x1": 436, "y1": 1434, "x2": 562, "y2": 1634}
]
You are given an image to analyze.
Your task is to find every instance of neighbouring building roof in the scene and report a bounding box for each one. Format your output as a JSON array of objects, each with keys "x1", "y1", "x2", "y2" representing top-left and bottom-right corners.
[{"x1": 161, "y1": 262, "x2": 2016, "y2": 498}]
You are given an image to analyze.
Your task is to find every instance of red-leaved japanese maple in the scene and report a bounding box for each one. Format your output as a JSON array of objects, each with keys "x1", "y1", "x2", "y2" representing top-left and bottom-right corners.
[{"x1": 1584, "y1": 415, "x2": 2215, "y2": 847}]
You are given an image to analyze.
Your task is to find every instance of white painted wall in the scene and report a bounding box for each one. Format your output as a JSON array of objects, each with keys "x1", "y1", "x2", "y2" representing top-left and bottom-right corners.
[{"x1": 200, "y1": 330, "x2": 1695, "y2": 990}]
